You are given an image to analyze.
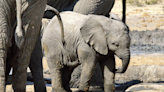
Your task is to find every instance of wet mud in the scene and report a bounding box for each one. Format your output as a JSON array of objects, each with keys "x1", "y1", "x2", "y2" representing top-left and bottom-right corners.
[{"x1": 130, "y1": 29, "x2": 164, "y2": 55}]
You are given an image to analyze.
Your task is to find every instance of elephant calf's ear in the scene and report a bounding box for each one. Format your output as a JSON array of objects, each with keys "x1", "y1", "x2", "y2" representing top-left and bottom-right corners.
[{"x1": 80, "y1": 17, "x2": 108, "y2": 55}]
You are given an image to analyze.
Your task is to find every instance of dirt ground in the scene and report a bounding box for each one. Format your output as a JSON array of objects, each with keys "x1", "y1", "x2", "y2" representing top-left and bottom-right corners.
[
  {"x1": 116, "y1": 53, "x2": 164, "y2": 66},
  {"x1": 6, "y1": 0, "x2": 164, "y2": 92},
  {"x1": 112, "y1": 0, "x2": 164, "y2": 31}
]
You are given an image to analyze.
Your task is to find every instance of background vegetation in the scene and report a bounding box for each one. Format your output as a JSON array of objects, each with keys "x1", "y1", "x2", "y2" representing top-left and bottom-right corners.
[{"x1": 127, "y1": 0, "x2": 162, "y2": 6}]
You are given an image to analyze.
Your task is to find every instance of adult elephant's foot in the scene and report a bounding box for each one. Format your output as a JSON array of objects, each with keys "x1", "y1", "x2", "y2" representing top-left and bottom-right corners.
[
  {"x1": 0, "y1": 74, "x2": 5, "y2": 92},
  {"x1": 12, "y1": 63, "x2": 27, "y2": 92},
  {"x1": 0, "y1": 87, "x2": 5, "y2": 92},
  {"x1": 8, "y1": 87, "x2": 14, "y2": 92}
]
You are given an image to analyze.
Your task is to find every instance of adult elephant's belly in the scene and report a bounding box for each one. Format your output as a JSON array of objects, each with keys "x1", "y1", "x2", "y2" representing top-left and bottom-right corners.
[{"x1": 73, "y1": 0, "x2": 115, "y2": 16}]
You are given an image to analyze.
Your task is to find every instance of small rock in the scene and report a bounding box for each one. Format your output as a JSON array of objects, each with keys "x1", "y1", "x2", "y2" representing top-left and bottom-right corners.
[
  {"x1": 152, "y1": 16, "x2": 155, "y2": 18},
  {"x1": 146, "y1": 19, "x2": 153, "y2": 23},
  {"x1": 159, "y1": 19, "x2": 164, "y2": 22},
  {"x1": 142, "y1": 24, "x2": 147, "y2": 27},
  {"x1": 145, "y1": 8, "x2": 149, "y2": 10},
  {"x1": 126, "y1": 83, "x2": 164, "y2": 92},
  {"x1": 141, "y1": 19, "x2": 145, "y2": 22},
  {"x1": 156, "y1": 24, "x2": 160, "y2": 28},
  {"x1": 142, "y1": 12, "x2": 150, "y2": 17}
]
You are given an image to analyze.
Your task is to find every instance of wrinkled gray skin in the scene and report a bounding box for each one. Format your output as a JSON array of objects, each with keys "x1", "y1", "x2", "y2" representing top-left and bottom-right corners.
[
  {"x1": 42, "y1": 11, "x2": 130, "y2": 92},
  {"x1": 5, "y1": 3, "x2": 63, "y2": 92},
  {"x1": 0, "y1": 0, "x2": 48, "y2": 92}
]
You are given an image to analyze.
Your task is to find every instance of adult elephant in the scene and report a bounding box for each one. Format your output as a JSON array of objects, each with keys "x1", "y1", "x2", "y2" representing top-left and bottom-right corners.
[
  {"x1": 0, "y1": 0, "x2": 62, "y2": 92},
  {"x1": 0, "y1": 0, "x2": 47, "y2": 91},
  {"x1": 73, "y1": 0, "x2": 126, "y2": 23},
  {"x1": 44, "y1": 0, "x2": 126, "y2": 23}
]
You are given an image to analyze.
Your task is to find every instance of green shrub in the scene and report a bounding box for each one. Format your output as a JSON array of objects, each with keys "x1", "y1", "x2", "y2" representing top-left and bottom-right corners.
[
  {"x1": 145, "y1": 0, "x2": 161, "y2": 5},
  {"x1": 162, "y1": 5, "x2": 164, "y2": 13},
  {"x1": 127, "y1": 0, "x2": 162, "y2": 6},
  {"x1": 127, "y1": 0, "x2": 143, "y2": 6}
]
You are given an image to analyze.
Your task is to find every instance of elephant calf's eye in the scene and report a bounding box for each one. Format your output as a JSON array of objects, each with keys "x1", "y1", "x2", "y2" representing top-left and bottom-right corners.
[{"x1": 112, "y1": 42, "x2": 119, "y2": 47}]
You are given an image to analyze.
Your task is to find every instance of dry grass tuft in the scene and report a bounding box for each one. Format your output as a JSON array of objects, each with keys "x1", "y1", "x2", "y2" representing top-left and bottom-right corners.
[
  {"x1": 127, "y1": 0, "x2": 143, "y2": 6},
  {"x1": 142, "y1": 24, "x2": 147, "y2": 27},
  {"x1": 162, "y1": 5, "x2": 164, "y2": 13},
  {"x1": 127, "y1": 0, "x2": 162, "y2": 6},
  {"x1": 142, "y1": 12, "x2": 150, "y2": 17},
  {"x1": 145, "y1": 0, "x2": 161, "y2": 5}
]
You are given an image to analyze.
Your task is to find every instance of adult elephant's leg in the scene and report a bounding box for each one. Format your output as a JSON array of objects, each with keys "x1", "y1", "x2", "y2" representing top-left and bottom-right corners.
[
  {"x1": 0, "y1": 1, "x2": 15, "y2": 91},
  {"x1": 29, "y1": 36, "x2": 46, "y2": 92},
  {"x1": 99, "y1": 53, "x2": 115, "y2": 92},
  {"x1": 5, "y1": 55, "x2": 12, "y2": 84},
  {"x1": 46, "y1": 57, "x2": 66, "y2": 92},
  {"x1": 12, "y1": 49, "x2": 30, "y2": 91},
  {"x1": 0, "y1": 15, "x2": 8, "y2": 92},
  {"x1": 12, "y1": 1, "x2": 47, "y2": 91}
]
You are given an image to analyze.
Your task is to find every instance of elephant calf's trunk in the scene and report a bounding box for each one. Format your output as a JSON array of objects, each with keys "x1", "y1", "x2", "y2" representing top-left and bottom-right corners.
[{"x1": 115, "y1": 55, "x2": 130, "y2": 73}]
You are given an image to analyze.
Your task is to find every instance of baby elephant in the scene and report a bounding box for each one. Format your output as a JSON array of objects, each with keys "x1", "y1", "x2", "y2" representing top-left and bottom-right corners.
[{"x1": 42, "y1": 11, "x2": 130, "y2": 92}]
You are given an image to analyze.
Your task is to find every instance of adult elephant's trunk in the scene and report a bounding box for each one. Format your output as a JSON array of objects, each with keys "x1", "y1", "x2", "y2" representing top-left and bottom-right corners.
[
  {"x1": 115, "y1": 49, "x2": 130, "y2": 73},
  {"x1": 122, "y1": 0, "x2": 126, "y2": 23},
  {"x1": 45, "y1": 5, "x2": 65, "y2": 45},
  {"x1": 15, "y1": 0, "x2": 25, "y2": 49}
]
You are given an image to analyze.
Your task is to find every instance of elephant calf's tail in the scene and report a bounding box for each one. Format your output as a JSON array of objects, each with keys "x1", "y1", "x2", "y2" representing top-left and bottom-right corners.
[{"x1": 45, "y1": 5, "x2": 65, "y2": 45}]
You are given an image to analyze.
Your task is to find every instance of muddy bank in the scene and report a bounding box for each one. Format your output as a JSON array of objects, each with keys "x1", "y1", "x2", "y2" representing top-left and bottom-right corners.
[{"x1": 130, "y1": 29, "x2": 164, "y2": 55}]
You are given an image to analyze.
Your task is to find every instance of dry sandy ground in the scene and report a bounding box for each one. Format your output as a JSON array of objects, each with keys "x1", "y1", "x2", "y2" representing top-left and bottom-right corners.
[
  {"x1": 116, "y1": 53, "x2": 164, "y2": 66},
  {"x1": 111, "y1": 0, "x2": 164, "y2": 31},
  {"x1": 6, "y1": 85, "x2": 80, "y2": 92},
  {"x1": 42, "y1": 53, "x2": 164, "y2": 71},
  {"x1": 6, "y1": 0, "x2": 164, "y2": 92}
]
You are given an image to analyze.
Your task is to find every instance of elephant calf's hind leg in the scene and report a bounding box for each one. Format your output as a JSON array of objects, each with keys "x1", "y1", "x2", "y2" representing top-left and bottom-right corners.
[
  {"x1": 46, "y1": 57, "x2": 67, "y2": 92},
  {"x1": 61, "y1": 67, "x2": 74, "y2": 92}
]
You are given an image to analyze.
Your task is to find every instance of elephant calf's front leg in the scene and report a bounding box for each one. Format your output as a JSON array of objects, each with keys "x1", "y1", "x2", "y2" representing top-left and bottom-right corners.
[
  {"x1": 78, "y1": 45, "x2": 97, "y2": 92},
  {"x1": 99, "y1": 54, "x2": 115, "y2": 92}
]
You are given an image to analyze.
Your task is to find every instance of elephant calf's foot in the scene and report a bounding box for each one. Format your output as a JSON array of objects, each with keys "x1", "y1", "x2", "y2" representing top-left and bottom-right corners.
[
  {"x1": 52, "y1": 88, "x2": 67, "y2": 92},
  {"x1": 104, "y1": 84, "x2": 115, "y2": 92},
  {"x1": 78, "y1": 90, "x2": 86, "y2": 92},
  {"x1": 78, "y1": 86, "x2": 89, "y2": 92}
]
